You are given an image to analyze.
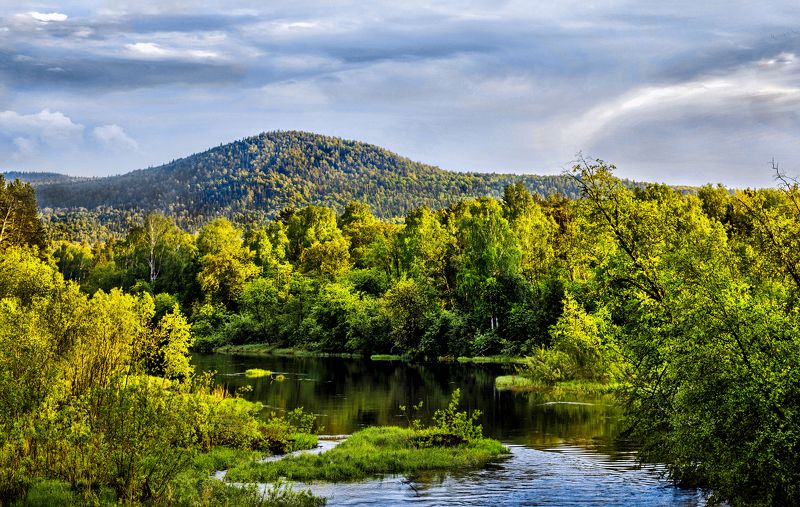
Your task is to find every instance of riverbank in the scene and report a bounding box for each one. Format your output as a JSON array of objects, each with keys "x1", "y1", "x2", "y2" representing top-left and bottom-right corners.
[
  {"x1": 17, "y1": 446, "x2": 325, "y2": 506},
  {"x1": 215, "y1": 344, "x2": 362, "y2": 359},
  {"x1": 213, "y1": 344, "x2": 526, "y2": 365}
]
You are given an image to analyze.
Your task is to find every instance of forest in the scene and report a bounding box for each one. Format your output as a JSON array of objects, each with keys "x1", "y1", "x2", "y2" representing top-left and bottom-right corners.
[
  {"x1": 19, "y1": 131, "x2": 587, "y2": 242},
  {"x1": 1, "y1": 157, "x2": 800, "y2": 505}
]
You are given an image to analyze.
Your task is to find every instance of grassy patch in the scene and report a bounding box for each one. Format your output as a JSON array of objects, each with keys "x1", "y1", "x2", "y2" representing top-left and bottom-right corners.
[
  {"x1": 171, "y1": 447, "x2": 323, "y2": 506},
  {"x1": 245, "y1": 368, "x2": 272, "y2": 378},
  {"x1": 13, "y1": 480, "x2": 116, "y2": 507},
  {"x1": 225, "y1": 426, "x2": 508, "y2": 483},
  {"x1": 456, "y1": 355, "x2": 526, "y2": 365},
  {"x1": 370, "y1": 354, "x2": 407, "y2": 361},
  {"x1": 495, "y1": 375, "x2": 618, "y2": 394},
  {"x1": 215, "y1": 344, "x2": 361, "y2": 359},
  {"x1": 494, "y1": 375, "x2": 536, "y2": 390}
]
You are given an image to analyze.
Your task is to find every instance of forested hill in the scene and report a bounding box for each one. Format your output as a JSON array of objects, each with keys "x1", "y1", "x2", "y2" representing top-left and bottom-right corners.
[
  {"x1": 3, "y1": 171, "x2": 80, "y2": 185},
  {"x1": 30, "y1": 131, "x2": 580, "y2": 221}
]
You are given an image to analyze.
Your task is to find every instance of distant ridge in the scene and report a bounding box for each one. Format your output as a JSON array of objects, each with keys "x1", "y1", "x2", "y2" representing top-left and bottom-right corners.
[
  {"x1": 2, "y1": 171, "x2": 81, "y2": 186},
  {"x1": 25, "y1": 131, "x2": 581, "y2": 219}
]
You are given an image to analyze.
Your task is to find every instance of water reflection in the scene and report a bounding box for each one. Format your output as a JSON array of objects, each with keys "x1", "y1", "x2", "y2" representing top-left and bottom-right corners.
[
  {"x1": 193, "y1": 354, "x2": 706, "y2": 505},
  {"x1": 192, "y1": 354, "x2": 620, "y2": 448}
]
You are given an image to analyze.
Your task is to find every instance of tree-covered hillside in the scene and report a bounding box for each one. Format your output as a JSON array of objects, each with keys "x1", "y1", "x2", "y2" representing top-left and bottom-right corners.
[
  {"x1": 33, "y1": 131, "x2": 579, "y2": 223},
  {"x1": 2, "y1": 171, "x2": 80, "y2": 185}
]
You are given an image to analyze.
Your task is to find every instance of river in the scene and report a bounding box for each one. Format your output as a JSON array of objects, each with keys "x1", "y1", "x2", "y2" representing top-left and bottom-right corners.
[{"x1": 193, "y1": 353, "x2": 707, "y2": 506}]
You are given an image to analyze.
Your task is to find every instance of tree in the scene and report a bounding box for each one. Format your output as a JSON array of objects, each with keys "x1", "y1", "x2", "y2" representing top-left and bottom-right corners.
[
  {"x1": 572, "y1": 159, "x2": 800, "y2": 504},
  {"x1": 338, "y1": 201, "x2": 383, "y2": 268},
  {"x1": 120, "y1": 213, "x2": 198, "y2": 297},
  {"x1": 284, "y1": 206, "x2": 351, "y2": 278},
  {"x1": 451, "y1": 198, "x2": 521, "y2": 331},
  {"x1": 0, "y1": 176, "x2": 46, "y2": 252},
  {"x1": 397, "y1": 206, "x2": 451, "y2": 293},
  {"x1": 502, "y1": 184, "x2": 557, "y2": 281},
  {"x1": 196, "y1": 218, "x2": 259, "y2": 308}
]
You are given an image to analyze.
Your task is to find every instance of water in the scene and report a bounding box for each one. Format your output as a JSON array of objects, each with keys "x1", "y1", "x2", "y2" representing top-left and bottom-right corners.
[{"x1": 193, "y1": 353, "x2": 707, "y2": 505}]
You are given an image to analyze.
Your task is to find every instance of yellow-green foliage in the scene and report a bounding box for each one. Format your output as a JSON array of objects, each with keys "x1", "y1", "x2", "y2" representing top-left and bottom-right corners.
[
  {"x1": 0, "y1": 249, "x2": 318, "y2": 504},
  {"x1": 244, "y1": 368, "x2": 272, "y2": 378}
]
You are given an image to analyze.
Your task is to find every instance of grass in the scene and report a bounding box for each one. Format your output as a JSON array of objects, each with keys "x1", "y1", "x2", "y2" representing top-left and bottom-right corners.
[
  {"x1": 245, "y1": 368, "x2": 272, "y2": 378},
  {"x1": 16, "y1": 447, "x2": 325, "y2": 506},
  {"x1": 172, "y1": 447, "x2": 324, "y2": 506},
  {"x1": 215, "y1": 345, "x2": 530, "y2": 365},
  {"x1": 456, "y1": 356, "x2": 527, "y2": 365},
  {"x1": 13, "y1": 480, "x2": 116, "y2": 506},
  {"x1": 370, "y1": 354, "x2": 407, "y2": 361},
  {"x1": 225, "y1": 426, "x2": 508, "y2": 483},
  {"x1": 494, "y1": 375, "x2": 536, "y2": 390},
  {"x1": 495, "y1": 375, "x2": 619, "y2": 394},
  {"x1": 215, "y1": 344, "x2": 361, "y2": 359}
]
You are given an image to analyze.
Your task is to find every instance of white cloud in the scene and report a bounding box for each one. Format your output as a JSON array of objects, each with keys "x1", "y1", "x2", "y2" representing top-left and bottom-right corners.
[
  {"x1": 559, "y1": 56, "x2": 800, "y2": 154},
  {"x1": 29, "y1": 12, "x2": 68, "y2": 22},
  {"x1": 0, "y1": 109, "x2": 84, "y2": 145},
  {"x1": 93, "y1": 124, "x2": 139, "y2": 151},
  {"x1": 125, "y1": 42, "x2": 219, "y2": 60}
]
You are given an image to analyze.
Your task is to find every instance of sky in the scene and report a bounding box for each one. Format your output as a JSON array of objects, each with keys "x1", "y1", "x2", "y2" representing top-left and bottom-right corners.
[{"x1": 1, "y1": 1, "x2": 800, "y2": 187}]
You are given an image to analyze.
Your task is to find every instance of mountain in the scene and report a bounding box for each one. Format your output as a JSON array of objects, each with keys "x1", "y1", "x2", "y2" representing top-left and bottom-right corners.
[
  {"x1": 2, "y1": 171, "x2": 81, "y2": 185},
  {"x1": 32, "y1": 131, "x2": 581, "y2": 222}
]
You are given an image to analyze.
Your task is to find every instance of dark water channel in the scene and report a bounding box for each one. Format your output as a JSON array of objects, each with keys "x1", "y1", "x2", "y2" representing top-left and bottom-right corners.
[{"x1": 193, "y1": 353, "x2": 707, "y2": 506}]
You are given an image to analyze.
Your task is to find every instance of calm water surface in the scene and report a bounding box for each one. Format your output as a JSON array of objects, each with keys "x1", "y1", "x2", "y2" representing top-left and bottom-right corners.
[{"x1": 193, "y1": 353, "x2": 707, "y2": 506}]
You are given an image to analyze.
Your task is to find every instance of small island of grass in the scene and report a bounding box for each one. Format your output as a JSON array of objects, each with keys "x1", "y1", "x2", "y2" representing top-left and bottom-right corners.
[
  {"x1": 226, "y1": 426, "x2": 507, "y2": 483},
  {"x1": 225, "y1": 389, "x2": 508, "y2": 484},
  {"x1": 245, "y1": 368, "x2": 272, "y2": 378}
]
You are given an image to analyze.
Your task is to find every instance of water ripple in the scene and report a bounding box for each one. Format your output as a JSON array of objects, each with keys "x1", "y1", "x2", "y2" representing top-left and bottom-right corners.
[{"x1": 289, "y1": 445, "x2": 707, "y2": 506}]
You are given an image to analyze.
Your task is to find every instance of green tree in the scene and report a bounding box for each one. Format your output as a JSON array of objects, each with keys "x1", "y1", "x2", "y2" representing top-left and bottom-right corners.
[
  {"x1": 452, "y1": 198, "x2": 521, "y2": 332},
  {"x1": 0, "y1": 176, "x2": 46, "y2": 252},
  {"x1": 573, "y1": 159, "x2": 800, "y2": 504},
  {"x1": 503, "y1": 183, "x2": 557, "y2": 280}
]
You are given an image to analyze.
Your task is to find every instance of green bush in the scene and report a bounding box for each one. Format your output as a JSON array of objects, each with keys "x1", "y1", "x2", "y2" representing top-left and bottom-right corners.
[{"x1": 523, "y1": 346, "x2": 574, "y2": 385}]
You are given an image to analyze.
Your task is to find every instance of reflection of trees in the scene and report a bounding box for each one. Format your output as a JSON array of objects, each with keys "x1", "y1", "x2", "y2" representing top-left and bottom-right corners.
[{"x1": 192, "y1": 354, "x2": 623, "y2": 443}]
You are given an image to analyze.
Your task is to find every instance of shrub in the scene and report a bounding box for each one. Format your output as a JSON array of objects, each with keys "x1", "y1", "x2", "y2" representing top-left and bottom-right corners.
[{"x1": 414, "y1": 389, "x2": 482, "y2": 447}]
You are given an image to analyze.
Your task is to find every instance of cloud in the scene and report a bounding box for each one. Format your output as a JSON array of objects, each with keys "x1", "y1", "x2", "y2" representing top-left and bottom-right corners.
[
  {"x1": 93, "y1": 124, "x2": 139, "y2": 151},
  {"x1": 0, "y1": 109, "x2": 84, "y2": 146},
  {"x1": 28, "y1": 12, "x2": 68, "y2": 22},
  {"x1": 125, "y1": 42, "x2": 219, "y2": 60},
  {"x1": 0, "y1": 109, "x2": 84, "y2": 161},
  {"x1": 3, "y1": 1, "x2": 800, "y2": 186}
]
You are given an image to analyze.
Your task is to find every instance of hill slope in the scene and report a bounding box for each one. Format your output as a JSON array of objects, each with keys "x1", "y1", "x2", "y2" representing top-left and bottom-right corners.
[
  {"x1": 2, "y1": 171, "x2": 81, "y2": 185},
  {"x1": 33, "y1": 131, "x2": 579, "y2": 220}
]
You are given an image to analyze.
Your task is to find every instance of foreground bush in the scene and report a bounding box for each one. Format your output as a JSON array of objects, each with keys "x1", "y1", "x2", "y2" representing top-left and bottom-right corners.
[{"x1": 0, "y1": 249, "x2": 320, "y2": 505}]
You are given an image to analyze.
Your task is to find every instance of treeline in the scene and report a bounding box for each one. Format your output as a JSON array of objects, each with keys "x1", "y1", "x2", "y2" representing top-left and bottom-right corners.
[
  {"x1": 31, "y1": 131, "x2": 583, "y2": 233},
  {"x1": 47, "y1": 183, "x2": 574, "y2": 360}
]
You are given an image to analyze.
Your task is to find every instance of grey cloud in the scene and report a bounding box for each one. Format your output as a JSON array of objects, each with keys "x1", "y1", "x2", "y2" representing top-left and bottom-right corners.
[
  {"x1": 3, "y1": 1, "x2": 800, "y2": 186},
  {"x1": 0, "y1": 49, "x2": 244, "y2": 90},
  {"x1": 125, "y1": 14, "x2": 256, "y2": 33}
]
